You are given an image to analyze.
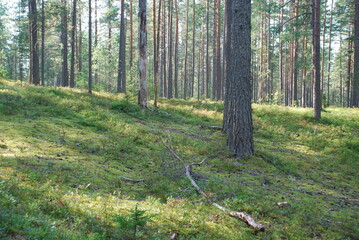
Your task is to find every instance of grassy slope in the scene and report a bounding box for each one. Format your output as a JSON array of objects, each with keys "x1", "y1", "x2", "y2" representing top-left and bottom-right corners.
[{"x1": 0, "y1": 79, "x2": 358, "y2": 239}]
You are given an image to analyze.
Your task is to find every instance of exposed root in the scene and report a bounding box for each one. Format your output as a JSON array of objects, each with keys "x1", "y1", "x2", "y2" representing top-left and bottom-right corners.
[{"x1": 165, "y1": 144, "x2": 269, "y2": 231}]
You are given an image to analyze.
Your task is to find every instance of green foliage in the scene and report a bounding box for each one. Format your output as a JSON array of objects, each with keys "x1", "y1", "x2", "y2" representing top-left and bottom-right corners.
[{"x1": 112, "y1": 205, "x2": 157, "y2": 239}]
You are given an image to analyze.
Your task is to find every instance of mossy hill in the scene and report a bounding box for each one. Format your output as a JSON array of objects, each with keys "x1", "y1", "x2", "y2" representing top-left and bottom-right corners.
[{"x1": 0, "y1": 79, "x2": 358, "y2": 239}]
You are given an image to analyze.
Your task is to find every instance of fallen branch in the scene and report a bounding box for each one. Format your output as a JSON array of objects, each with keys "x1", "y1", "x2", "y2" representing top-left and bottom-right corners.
[
  {"x1": 120, "y1": 176, "x2": 145, "y2": 183},
  {"x1": 200, "y1": 125, "x2": 223, "y2": 131},
  {"x1": 166, "y1": 145, "x2": 269, "y2": 231}
]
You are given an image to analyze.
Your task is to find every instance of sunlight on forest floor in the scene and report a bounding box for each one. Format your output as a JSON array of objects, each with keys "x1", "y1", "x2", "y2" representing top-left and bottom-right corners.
[{"x1": 0, "y1": 79, "x2": 358, "y2": 239}]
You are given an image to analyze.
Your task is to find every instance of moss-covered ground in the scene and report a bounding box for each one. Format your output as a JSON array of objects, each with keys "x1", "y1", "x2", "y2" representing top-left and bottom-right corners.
[{"x1": 0, "y1": 79, "x2": 358, "y2": 239}]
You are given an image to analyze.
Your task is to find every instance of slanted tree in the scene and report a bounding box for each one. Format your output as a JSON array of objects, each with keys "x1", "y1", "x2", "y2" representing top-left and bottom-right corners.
[
  {"x1": 225, "y1": 0, "x2": 254, "y2": 157},
  {"x1": 138, "y1": 0, "x2": 148, "y2": 108}
]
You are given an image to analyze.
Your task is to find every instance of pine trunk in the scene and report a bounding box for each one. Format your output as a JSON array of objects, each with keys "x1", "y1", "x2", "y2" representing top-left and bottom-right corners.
[{"x1": 139, "y1": 0, "x2": 148, "y2": 108}]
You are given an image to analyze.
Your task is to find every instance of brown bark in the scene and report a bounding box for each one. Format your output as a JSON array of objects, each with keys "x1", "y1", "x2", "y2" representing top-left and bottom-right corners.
[
  {"x1": 139, "y1": 0, "x2": 148, "y2": 108},
  {"x1": 61, "y1": 0, "x2": 68, "y2": 87},
  {"x1": 206, "y1": 0, "x2": 210, "y2": 99},
  {"x1": 174, "y1": 0, "x2": 179, "y2": 98},
  {"x1": 41, "y1": 0, "x2": 45, "y2": 86},
  {"x1": 326, "y1": 0, "x2": 334, "y2": 106},
  {"x1": 29, "y1": 0, "x2": 39, "y2": 85},
  {"x1": 88, "y1": 0, "x2": 92, "y2": 94},
  {"x1": 70, "y1": 0, "x2": 77, "y2": 88},
  {"x1": 117, "y1": 0, "x2": 126, "y2": 93},
  {"x1": 312, "y1": 0, "x2": 321, "y2": 119},
  {"x1": 353, "y1": 0, "x2": 359, "y2": 107},
  {"x1": 183, "y1": 0, "x2": 189, "y2": 99},
  {"x1": 167, "y1": 0, "x2": 173, "y2": 98}
]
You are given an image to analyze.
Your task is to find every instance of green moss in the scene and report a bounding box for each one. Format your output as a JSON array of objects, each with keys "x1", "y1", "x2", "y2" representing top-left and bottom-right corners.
[{"x1": 0, "y1": 79, "x2": 358, "y2": 239}]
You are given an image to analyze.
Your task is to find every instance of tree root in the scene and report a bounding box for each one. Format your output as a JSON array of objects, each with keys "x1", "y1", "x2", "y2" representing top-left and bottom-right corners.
[
  {"x1": 200, "y1": 124, "x2": 223, "y2": 130},
  {"x1": 165, "y1": 145, "x2": 269, "y2": 231}
]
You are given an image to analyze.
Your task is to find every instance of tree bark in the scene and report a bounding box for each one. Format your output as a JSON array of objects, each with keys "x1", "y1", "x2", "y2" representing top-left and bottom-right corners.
[
  {"x1": 206, "y1": 0, "x2": 210, "y2": 99},
  {"x1": 117, "y1": 0, "x2": 126, "y2": 93},
  {"x1": 183, "y1": 0, "x2": 189, "y2": 99},
  {"x1": 88, "y1": 0, "x2": 92, "y2": 94},
  {"x1": 174, "y1": 0, "x2": 179, "y2": 98},
  {"x1": 326, "y1": 0, "x2": 334, "y2": 106},
  {"x1": 353, "y1": 0, "x2": 359, "y2": 107},
  {"x1": 29, "y1": 0, "x2": 39, "y2": 85},
  {"x1": 226, "y1": 0, "x2": 254, "y2": 157},
  {"x1": 41, "y1": 0, "x2": 45, "y2": 86},
  {"x1": 312, "y1": 0, "x2": 321, "y2": 119},
  {"x1": 139, "y1": 0, "x2": 148, "y2": 108},
  {"x1": 167, "y1": 0, "x2": 173, "y2": 98},
  {"x1": 61, "y1": 0, "x2": 68, "y2": 87},
  {"x1": 70, "y1": 0, "x2": 77, "y2": 88}
]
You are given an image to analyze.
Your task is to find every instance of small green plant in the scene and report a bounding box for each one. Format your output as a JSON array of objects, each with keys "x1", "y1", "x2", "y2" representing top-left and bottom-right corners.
[{"x1": 113, "y1": 205, "x2": 156, "y2": 239}]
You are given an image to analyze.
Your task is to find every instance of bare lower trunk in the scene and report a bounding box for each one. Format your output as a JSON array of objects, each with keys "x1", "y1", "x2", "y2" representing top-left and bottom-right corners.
[{"x1": 139, "y1": 0, "x2": 148, "y2": 108}]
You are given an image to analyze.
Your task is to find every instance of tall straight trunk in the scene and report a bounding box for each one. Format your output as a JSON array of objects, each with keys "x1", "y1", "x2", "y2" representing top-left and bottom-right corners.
[
  {"x1": 326, "y1": 0, "x2": 334, "y2": 106},
  {"x1": 108, "y1": 0, "x2": 113, "y2": 89},
  {"x1": 226, "y1": 0, "x2": 253, "y2": 157},
  {"x1": 267, "y1": 3, "x2": 272, "y2": 100},
  {"x1": 28, "y1": 1, "x2": 33, "y2": 84},
  {"x1": 347, "y1": 24, "x2": 352, "y2": 107},
  {"x1": 139, "y1": 0, "x2": 148, "y2": 108},
  {"x1": 70, "y1": 0, "x2": 77, "y2": 88},
  {"x1": 201, "y1": 25, "x2": 205, "y2": 98},
  {"x1": 162, "y1": 2, "x2": 167, "y2": 98},
  {"x1": 88, "y1": 0, "x2": 92, "y2": 94},
  {"x1": 130, "y1": 0, "x2": 134, "y2": 67},
  {"x1": 259, "y1": 11, "x2": 265, "y2": 101},
  {"x1": 312, "y1": 0, "x2": 321, "y2": 119},
  {"x1": 191, "y1": 0, "x2": 196, "y2": 98},
  {"x1": 41, "y1": 0, "x2": 45, "y2": 86},
  {"x1": 212, "y1": 0, "x2": 217, "y2": 99},
  {"x1": 174, "y1": 0, "x2": 179, "y2": 98},
  {"x1": 167, "y1": 0, "x2": 173, "y2": 98},
  {"x1": 94, "y1": 0, "x2": 98, "y2": 84},
  {"x1": 339, "y1": 33, "x2": 343, "y2": 107},
  {"x1": 78, "y1": 8, "x2": 82, "y2": 72},
  {"x1": 153, "y1": 0, "x2": 158, "y2": 106},
  {"x1": 183, "y1": 0, "x2": 189, "y2": 99},
  {"x1": 279, "y1": 0, "x2": 283, "y2": 104},
  {"x1": 216, "y1": 0, "x2": 221, "y2": 100},
  {"x1": 292, "y1": 0, "x2": 299, "y2": 105},
  {"x1": 206, "y1": 0, "x2": 210, "y2": 99},
  {"x1": 302, "y1": 35, "x2": 308, "y2": 107},
  {"x1": 154, "y1": 0, "x2": 161, "y2": 105},
  {"x1": 353, "y1": 0, "x2": 359, "y2": 107},
  {"x1": 29, "y1": 0, "x2": 39, "y2": 85},
  {"x1": 117, "y1": 0, "x2": 126, "y2": 93},
  {"x1": 61, "y1": 0, "x2": 68, "y2": 87},
  {"x1": 321, "y1": 0, "x2": 327, "y2": 95}
]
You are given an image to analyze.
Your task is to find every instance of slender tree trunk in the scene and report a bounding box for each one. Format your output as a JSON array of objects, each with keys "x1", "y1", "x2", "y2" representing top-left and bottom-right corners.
[
  {"x1": 78, "y1": 8, "x2": 82, "y2": 72},
  {"x1": 130, "y1": 0, "x2": 134, "y2": 67},
  {"x1": 279, "y1": 0, "x2": 283, "y2": 104},
  {"x1": 206, "y1": 0, "x2": 210, "y2": 99},
  {"x1": 326, "y1": 0, "x2": 334, "y2": 106},
  {"x1": 321, "y1": 0, "x2": 327, "y2": 95},
  {"x1": 353, "y1": 0, "x2": 359, "y2": 107},
  {"x1": 201, "y1": 25, "x2": 205, "y2": 98},
  {"x1": 139, "y1": 0, "x2": 148, "y2": 108},
  {"x1": 29, "y1": 0, "x2": 39, "y2": 85},
  {"x1": 41, "y1": 0, "x2": 45, "y2": 86},
  {"x1": 117, "y1": 0, "x2": 126, "y2": 93},
  {"x1": 153, "y1": 0, "x2": 158, "y2": 105},
  {"x1": 339, "y1": 33, "x2": 343, "y2": 107},
  {"x1": 174, "y1": 0, "x2": 179, "y2": 98},
  {"x1": 191, "y1": 0, "x2": 196, "y2": 98},
  {"x1": 312, "y1": 0, "x2": 321, "y2": 119},
  {"x1": 292, "y1": 0, "x2": 299, "y2": 105},
  {"x1": 302, "y1": 35, "x2": 308, "y2": 107},
  {"x1": 154, "y1": 0, "x2": 162, "y2": 106},
  {"x1": 28, "y1": 1, "x2": 33, "y2": 84},
  {"x1": 183, "y1": 0, "x2": 189, "y2": 99},
  {"x1": 94, "y1": 0, "x2": 98, "y2": 85},
  {"x1": 167, "y1": 0, "x2": 173, "y2": 98},
  {"x1": 88, "y1": 0, "x2": 92, "y2": 94},
  {"x1": 347, "y1": 24, "x2": 352, "y2": 107},
  {"x1": 70, "y1": 0, "x2": 77, "y2": 88},
  {"x1": 61, "y1": 0, "x2": 68, "y2": 87},
  {"x1": 162, "y1": 2, "x2": 167, "y2": 98}
]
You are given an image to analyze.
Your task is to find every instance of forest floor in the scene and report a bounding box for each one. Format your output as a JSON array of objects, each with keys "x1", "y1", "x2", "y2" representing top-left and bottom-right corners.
[{"x1": 0, "y1": 78, "x2": 358, "y2": 239}]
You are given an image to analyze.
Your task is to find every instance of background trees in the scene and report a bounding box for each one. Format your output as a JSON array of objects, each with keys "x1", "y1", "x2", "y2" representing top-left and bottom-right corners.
[{"x1": 0, "y1": 0, "x2": 357, "y2": 110}]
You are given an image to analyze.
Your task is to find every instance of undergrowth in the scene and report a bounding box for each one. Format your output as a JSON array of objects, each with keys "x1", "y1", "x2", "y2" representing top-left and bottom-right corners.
[{"x1": 0, "y1": 79, "x2": 358, "y2": 239}]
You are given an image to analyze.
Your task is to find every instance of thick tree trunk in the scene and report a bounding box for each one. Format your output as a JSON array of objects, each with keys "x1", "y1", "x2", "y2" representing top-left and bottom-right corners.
[
  {"x1": 139, "y1": 0, "x2": 148, "y2": 108},
  {"x1": 312, "y1": 0, "x2": 321, "y2": 119},
  {"x1": 226, "y1": 0, "x2": 254, "y2": 157},
  {"x1": 70, "y1": 0, "x2": 77, "y2": 88},
  {"x1": 117, "y1": 0, "x2": 126, "y2": 93}
]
